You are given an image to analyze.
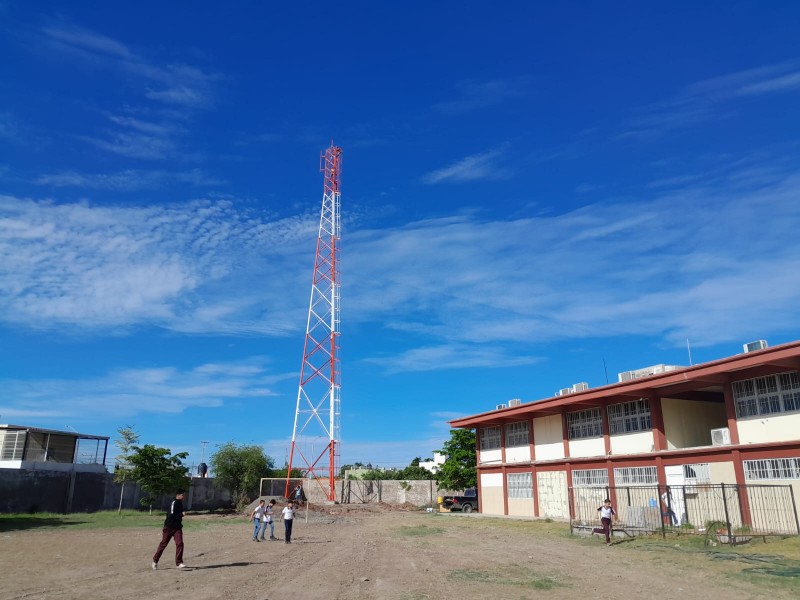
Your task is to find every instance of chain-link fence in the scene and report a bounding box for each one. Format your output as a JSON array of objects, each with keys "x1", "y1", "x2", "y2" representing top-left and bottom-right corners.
[{"x1": 569, "y1": 484, "x2": 800, "y2": 544}]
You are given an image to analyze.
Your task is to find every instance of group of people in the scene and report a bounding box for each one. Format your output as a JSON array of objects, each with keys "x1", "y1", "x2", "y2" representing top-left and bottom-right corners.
[
  {"x1": 150, "y1": 486, "x2": 304, "y2": 570},
  {"x1": 250, "y1": 498, "x2": 300, "y2": 544}
]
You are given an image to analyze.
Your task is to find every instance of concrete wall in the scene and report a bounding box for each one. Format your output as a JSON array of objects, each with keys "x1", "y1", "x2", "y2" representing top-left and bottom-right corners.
[
  {"x1": 480, "y1": 472, "x2": 504, "y2": 515},
  {"x1": 610, "y1": 431, "x2": 653, "y2": 455},
  {"x1": 738, "y1": 412, "x2": 800, "y2": 444},
  {"x1": 569, "y1": 437, "x2": 605, "y2": 458},
  {"x1": 662, "y1": 398, "x2": 727, "y2": 449},
  {"x1": 506, "y1": 445, "x2": 531, "y2": 463},
  {"x1": 533, "y1": 415, "x2": 565, "y2": 461},
  {"x1": 0, "y1": 468, "x2": 233, "y2": 514}
]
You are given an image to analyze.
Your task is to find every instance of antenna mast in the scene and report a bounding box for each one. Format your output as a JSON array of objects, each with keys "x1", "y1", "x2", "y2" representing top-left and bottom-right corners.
[{"x1": 285, "y1": 143, "x2": 342, "y2": 502}]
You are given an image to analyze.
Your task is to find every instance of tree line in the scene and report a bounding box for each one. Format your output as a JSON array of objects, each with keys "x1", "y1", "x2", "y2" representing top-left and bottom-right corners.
[{"x1": 114, "y1": 426, "x2": 476, "y2": 512}]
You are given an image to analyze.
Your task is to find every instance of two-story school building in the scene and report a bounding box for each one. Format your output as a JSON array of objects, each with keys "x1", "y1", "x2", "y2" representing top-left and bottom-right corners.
[{"x1": 449, "y1": 340, "x2": 800, "y2": 521}]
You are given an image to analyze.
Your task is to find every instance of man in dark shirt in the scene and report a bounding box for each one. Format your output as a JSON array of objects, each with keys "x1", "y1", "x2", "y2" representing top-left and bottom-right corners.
[{"x1": 152, "y1": 489, "x2": 187, "y2": 569}]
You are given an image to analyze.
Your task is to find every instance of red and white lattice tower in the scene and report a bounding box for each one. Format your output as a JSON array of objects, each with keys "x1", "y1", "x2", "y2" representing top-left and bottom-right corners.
[{"x1": 285, "y1": 143, "x2": 342, "y2": 502}]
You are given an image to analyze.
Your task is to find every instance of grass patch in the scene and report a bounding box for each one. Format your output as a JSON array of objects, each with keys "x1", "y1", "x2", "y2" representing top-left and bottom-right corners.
[
  {"x1": 448, "y1": 566, "x2": 564, "y2": 590},
  {"x1": 398, "y1": 524, "x2": 444, "y2": 537}
]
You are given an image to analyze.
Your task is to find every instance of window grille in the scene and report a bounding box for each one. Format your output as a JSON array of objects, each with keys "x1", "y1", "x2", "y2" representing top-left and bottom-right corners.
[
  {"x1": 505, "y1": 421, "x2": 529, "y2": 447},
  {"x1": 613, "y1": 466, "x2": 658, "y2": 485},
  {"x1": 572, "y1": 468, "x2": 609, "y2": 487},
  {"x1": 566, "y1": 408, "x2": 602, "y2": 440},
  {"x1": 733, "y1": 371, "x2": 800, "y2": 418},
  {"x1": 479, "y1": 426, "x2": 501, "y2": 451},
  {"x1": 607, "y1": 399, "x2": 651, "y2": 434},
  {"x1": 683, "y1": 463, "x2": 711, "y2": 484},
  {"x1": 744, "y1": 458, "x2": 800, "y2": 481},
  {"x1": 0, "y1": 430, "x2": 26, "y2": 461},
  {"x1": 508, "y1": 472, "x2": 533, "y2": 498}
]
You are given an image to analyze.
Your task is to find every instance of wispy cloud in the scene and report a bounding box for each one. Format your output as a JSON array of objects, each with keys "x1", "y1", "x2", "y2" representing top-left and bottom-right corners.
[
  {"x1": 619, "y1": 59, "x2": 800, "y2": 139},
  {"x1": 0, "y1": 358, "x2": 281, "y2": 421},
  {"x1": 41, "y1": 23, "x2": 220, "y2": 109},
  {"x1": 35, "y1": 22, "x2": 221, "y2": 159},
  {"x1": 3, "y1": 159, "x2": 800, "y2": 372},
  {"x1": 0, "y1": 195, "x2": 316, "y2": 333},
  {"x1": 421, "y1": 148, "x2": 512, "y2": 184},
  {"x1": 434, "y1": 77, "x2": 528, "y2": 115},
  {"x1": 34, "y1": 168, "x2": 225, "y2": 191}
]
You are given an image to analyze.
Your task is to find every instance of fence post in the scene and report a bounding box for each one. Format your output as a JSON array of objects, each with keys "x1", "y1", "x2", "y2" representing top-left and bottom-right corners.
[
  {"x1": 789, "y1": 485, "x2": 800, "y2": 536},
  {"x1": 721, "y1": 483, "x2": 734, "y2": 545},
  {"x1": 660, "y1": 485, "x2": 666, "y2": 540},
  {"x1": 568, "y1": 487, "x2": 574, "y2": 535}
]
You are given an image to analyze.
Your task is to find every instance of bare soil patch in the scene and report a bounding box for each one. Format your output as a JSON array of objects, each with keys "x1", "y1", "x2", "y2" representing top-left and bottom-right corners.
[{"x1": 2, "y1": 505, "x2": 797, "y2": 600}]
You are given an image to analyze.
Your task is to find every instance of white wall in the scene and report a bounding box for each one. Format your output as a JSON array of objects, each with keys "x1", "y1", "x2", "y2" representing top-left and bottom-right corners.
[
  {"x1": 737, "y1": 413, "x2": 800, "y2": 445},
  {"x1": 479, "y1": 448, "x2": 502, "y2": 465},
  {"x1": 533, "y1": 415, "x2": 565, "y2": 461},
  {"x1": 662, "y1": 398, "x2": 727, "y2": 449},
  {"x1": 505, "y1": 445, "x2": 531, "y2": 463},
  {"x1": 568, "y1": 437, "x2": 605, "y2": 459},
  {"x1": 609, "y1": 431, "x2": 653, "y2": 455},
  {"x1": 480, "y1": 472, "x2": 504, "y2": 516}
]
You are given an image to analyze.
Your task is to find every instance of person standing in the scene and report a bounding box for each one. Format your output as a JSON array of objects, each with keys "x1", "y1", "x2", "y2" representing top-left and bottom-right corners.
[
  {"x1": 250, "y1": 499, "x2": 266, "y2": 541},
  {"x1": 592, "y1": 498, "x2": 617, "y2": 545},
  {"x1": 661, "y1": 486, "x2": 679, "y2": 526},
  {"x1": 152, "y1": 489, "x2": 187, "y2": 569},
  {"x1": 281, "y1": 500, "x2": 296, "y2": 544},
  {"x1": 293, "y1": 483, "x2": 304, "y2": 505},
  {"x1": 265, "y1": 499, "x2": 277, "y2": 540}
]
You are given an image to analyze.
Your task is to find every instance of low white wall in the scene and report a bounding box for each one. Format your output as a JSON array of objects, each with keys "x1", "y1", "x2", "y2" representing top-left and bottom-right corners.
[
  {"x1": 568, "y1": 437, "x2": 605, "y2": 459},
  {"x1": 533, "y1": 415, "x2": 565, "y2": 461},
  {"x1": 737, "y1": 412, "x2": 800, "y2": 445},
  {"x1": 505, "y1": 445, "x2": 531, "y2": 463},
  {"x1": 610, "y1": 431, "x2": 653, "y2": 455}
]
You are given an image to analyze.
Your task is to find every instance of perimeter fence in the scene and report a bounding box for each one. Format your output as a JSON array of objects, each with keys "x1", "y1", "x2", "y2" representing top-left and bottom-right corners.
[{"x1": 569, "y1": 483, "x2": 800, "y2": 544}]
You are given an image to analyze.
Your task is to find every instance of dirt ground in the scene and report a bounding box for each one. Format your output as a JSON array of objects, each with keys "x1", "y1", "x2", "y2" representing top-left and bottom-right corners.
[{"x1": 2, "y1": 504, "x2": 798, "y2": 600}]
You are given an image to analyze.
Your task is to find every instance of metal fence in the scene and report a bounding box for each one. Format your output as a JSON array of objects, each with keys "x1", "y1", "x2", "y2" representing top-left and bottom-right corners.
[{"x1": 569, "y1": 484, "x2": 800, "y2": 544}]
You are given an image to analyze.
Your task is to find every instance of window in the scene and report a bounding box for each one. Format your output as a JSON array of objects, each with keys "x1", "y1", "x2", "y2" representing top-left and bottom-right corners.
[
  {"x1": 572, "y1": 468, "x2": 609, "y2": 487},
  {"x1": 479, "y1": 426, "x2": 501, "y2": 451},
  {"x1": 566, "y1": 408, "x2": 602, "y2": 440},
  {"x1": 744, "y1": 458, "x2": 800, "y2": 481},
  {"x1": 0, "y1": 430, "x2": 26, "y2": 461},
  {"x1": 613, "y1": 466, "x2": 658, "y2": 485},
  {"x1": 683, "y1": 463, "x2": 711, "y2": 484},
  {"x1": 505, "y1": 421, "x2": 529, "y2": 447},
  {"x1": 508, "y1": 472, "x2": 533, "y2": 498},
  {"x1": 607, "y1": 399, "x2": 651, "y2": 434},
  {"x1": 733, "y1": 371, "x2": 800, "y2": 418}
]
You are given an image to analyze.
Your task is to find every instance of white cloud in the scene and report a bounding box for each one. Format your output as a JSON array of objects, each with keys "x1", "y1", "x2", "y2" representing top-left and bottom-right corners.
[
  {"x1": 0, "y1": 358, "x2": 281, "y2": 421},
  {"x1": 34, "y1": 168, "x2": 225, "y2": 191},
  {"x1": 0, "y1": 195, "x2": 316, "y2": 333},
  {"x1": 422, "y1": 148, "x2": 511, "y2": 184},
  {"x1": 434, "y1": 77, "x2": 529, "y2": 115},
  {"x1": 620, "y1": 59, "x2": 800, "y2": 138}
]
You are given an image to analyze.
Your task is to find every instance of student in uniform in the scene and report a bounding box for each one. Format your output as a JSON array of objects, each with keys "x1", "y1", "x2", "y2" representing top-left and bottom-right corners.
[{"x1": 592, "y1": 498, "x2": 617, "y2": 545}]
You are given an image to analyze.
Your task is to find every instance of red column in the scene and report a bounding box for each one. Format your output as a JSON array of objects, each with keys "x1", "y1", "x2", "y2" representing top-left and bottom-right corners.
[
  {"x1": 601, "y1": 405, "x2": 611, "y2": 455},
  {"x1": 650, "y1": 395, "x2": 667, "y2": 451},
  {"x1": 561, "y1": 412, "x2": 571, "y2": 458},
  {"x1": 528, "y1": 418, "x2": 536, "y2": 462},
  {"x1": 722, "y1": 380, "x2": 741, "y2": 445},
  {"x1": 732, "y1": 450, "x2": 752, "y2": 526},
  {"x1": 532, "y1": 465, "x2": 539, "y2": 517}
]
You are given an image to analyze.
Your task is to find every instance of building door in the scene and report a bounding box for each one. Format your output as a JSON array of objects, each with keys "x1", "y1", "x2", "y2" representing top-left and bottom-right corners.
[{"x1": 537, "y1": 471, "x2": 569, "y2": 519}]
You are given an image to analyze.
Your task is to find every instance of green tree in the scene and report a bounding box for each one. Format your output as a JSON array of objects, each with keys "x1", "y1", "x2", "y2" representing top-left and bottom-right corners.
[
  {"x1": 398, "y1": 464, "x2": 436, "y2": 480},
  {"x1": 113, "y1": 425, "x2": 140, "y2": 514},
  {"x1": 437, "y1": 429, "x2": 476, "y2": 491},
  {"x1": 128, "y1": 444, "x2": 190, "y2": 513},
  {"x1": 210, "y1": 442, "x2": 274, "y2": 510}
]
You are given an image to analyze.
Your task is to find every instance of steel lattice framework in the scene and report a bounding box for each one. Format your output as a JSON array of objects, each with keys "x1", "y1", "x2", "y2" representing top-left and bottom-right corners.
[{"x1": 285, "y1": 143, "x2": 342, "y2": 501}]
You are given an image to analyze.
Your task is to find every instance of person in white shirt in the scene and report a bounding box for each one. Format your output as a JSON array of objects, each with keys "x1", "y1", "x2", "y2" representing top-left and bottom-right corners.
[
  {"x1": 592, "y1": 498, "x2": 617, "y2": 544},
  {"x1": 281, "y1": 500, "x2": 296, "y2": 544},
  {"x1": 250, "y1": 499, "x2": 266, "y2": 542},
  {"x1": 264, "y1": 499, "x2": 277, "y2": 540}
]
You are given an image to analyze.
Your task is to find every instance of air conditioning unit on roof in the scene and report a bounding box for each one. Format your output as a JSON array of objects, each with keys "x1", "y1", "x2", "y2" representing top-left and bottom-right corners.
[
  {"x1": 743, "y1": 340, "x2": 768, "y2": 353},
  {"x1": 556, "y1": 387, "x2": 572, "y2": 396},
  {"x1": 617, "y1": 364, "x2": 681, "y2": 382},
  {"x1": 711, "y1": 427, "x2": 731, "y2": 446},
  {"x1": 496, "y1": 403, "x2": 507, "y2": 410},
  {"x1": 508, "y1": 399, "x2": 522, "y2": 407},
  {"x1": 572, "y1": 382, "x2": 589, "y2": 392}
]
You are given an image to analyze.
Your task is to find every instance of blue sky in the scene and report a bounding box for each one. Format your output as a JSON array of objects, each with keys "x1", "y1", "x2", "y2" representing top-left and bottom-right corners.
[{"x1": 1, "y1": 2, "x2": 800, "y2": 472}]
